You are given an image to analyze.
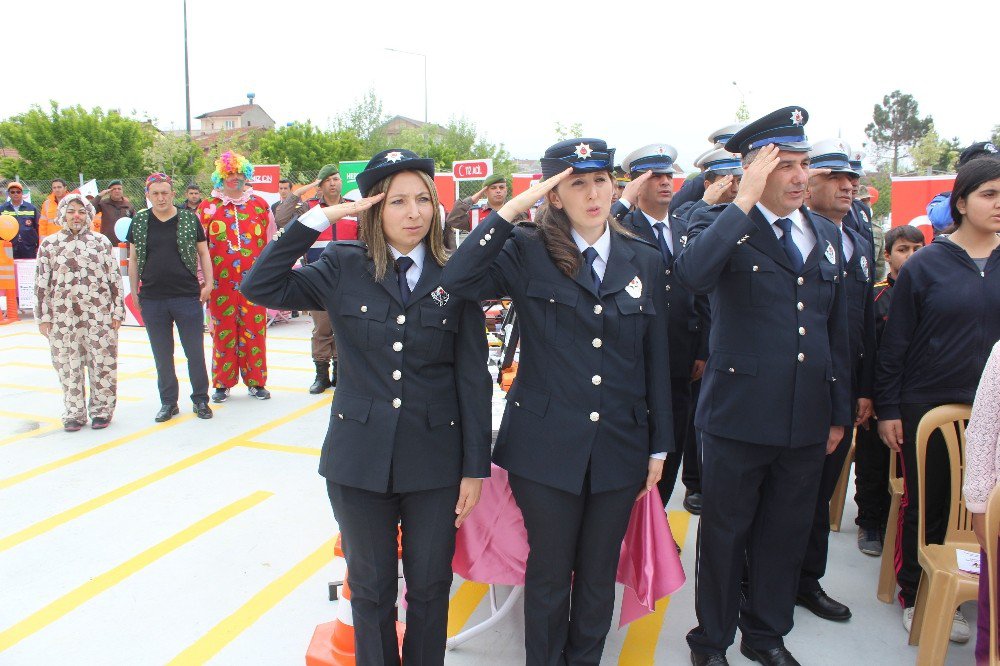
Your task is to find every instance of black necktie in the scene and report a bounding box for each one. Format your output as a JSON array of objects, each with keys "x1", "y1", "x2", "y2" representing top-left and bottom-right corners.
[
  {"x1": 653, "y1": 222, "x2": 673, "y2": 267},
  {"x1": 582, "y1": 247, "x2": 601, "y2": 293},
  {"x1": 775, "y1": 218, "x2": 804, "y2": 272},
  {"x1": 395, "y1": 256, "x2": 414, "y2": 305}
]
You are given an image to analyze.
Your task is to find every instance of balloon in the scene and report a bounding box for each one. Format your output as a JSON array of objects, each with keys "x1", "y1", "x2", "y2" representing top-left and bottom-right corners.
[
  {"x1": 867, "y1": 186, "x2": 880, "y2": 205},
  {"x1": 0, "y1": 214, "x2": 17, "y2": 242},
  {"x1": 114, "y1": 217, "x2": 133, "y2": 243}
]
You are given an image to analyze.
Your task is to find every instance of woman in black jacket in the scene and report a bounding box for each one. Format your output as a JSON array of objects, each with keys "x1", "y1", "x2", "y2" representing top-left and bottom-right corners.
[
  {"x1": 441, "y1": 138, "x2": 673, "y2": 666},
  {"x1": 241, "y1": 149, "x2": 492, "y2": 666},
  {"x1": 876, "y1": 157, "x2": 1000, "y2": 640}
]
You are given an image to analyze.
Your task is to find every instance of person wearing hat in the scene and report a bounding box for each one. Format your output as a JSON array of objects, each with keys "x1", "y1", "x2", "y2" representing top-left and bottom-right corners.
[
  {"x1": 241, "y1": 148, "x2": 491, "y2": 666},
  {"x1": 675, "y1": 107, "x2": 851, "y2": 666},
  {"x1": 274, "y1": 163, "x2": 347, "y2": 393},
  {"x1": 792, "y1": 139, "x2": 876, "y2": 622},
  {"x1": 444, "y1": 173, "x2": 527, "y2": 250},
  {"x1": 441, "y1": 138, "x2": 673, "y2": 665},
  {"x1": 88, "y1": 179, "x2": 136, "y2": 245},
  {"x1": 613, "y1": 143, "x2": 709, "y2": 514},
  {"x1": 670, "y1": 122, "x2": 747, "y2": 215},
  {"x1": 197, "y1": 150, "x2": 276, "y2": 403},
  {"x1": 927, "y1": 141, "x2": 1000, "y2": 232},
  {"x1": 0, "y1": 181, "x2": 41, "y2": 259},
  {"x1": 673, "y1": 148, "x2": 744, "y2": 221},
  {"x1": 612, "y1": 165, "x2": 630, "y2": 204}
]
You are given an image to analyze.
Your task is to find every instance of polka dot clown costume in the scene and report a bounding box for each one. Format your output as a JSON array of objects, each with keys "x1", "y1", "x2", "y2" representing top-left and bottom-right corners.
[{"x1": 197, "y1": 151, "x2": 275, "y2": 396}]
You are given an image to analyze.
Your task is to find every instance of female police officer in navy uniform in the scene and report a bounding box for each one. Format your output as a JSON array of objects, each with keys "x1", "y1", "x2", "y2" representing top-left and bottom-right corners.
[
  {"x1": 241, "y1": 149, "x2": 491, "y2": 666},
  {"x1": 441, "y1": 139, "x2": 674, "y2": 666}
]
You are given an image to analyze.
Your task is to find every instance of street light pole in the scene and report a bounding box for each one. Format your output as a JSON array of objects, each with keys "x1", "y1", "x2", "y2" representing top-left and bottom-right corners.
[
  {"x1": 183, "y1": 0, "x2": 191, "y2": 136},
  {"x1": 385, "y1": 48, "x2": 428, "y2": 123}
]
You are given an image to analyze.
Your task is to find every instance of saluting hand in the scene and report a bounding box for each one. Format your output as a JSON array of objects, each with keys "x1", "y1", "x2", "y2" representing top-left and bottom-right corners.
[
  {"x1": 455, "y1": 477, "x2": 483, "y2": 528},
  {"x1": 733, "y1": 144, "x2": 780, "y2": 214},
  {"x1": 702, "y1": 175, "x2": 734, "y2": 205},
  {"x1": 637, "y1": 457, "x2": 665, "y2": 501},
  {"x1": 497, "y1": 167, "x2": 573, "y2": 222},
  {"x1": 320, "y1": 193, "x2": 386, "y2": 223},
  {"x1": 619, "y1": 170, "x2": 653, "y2": 205}
]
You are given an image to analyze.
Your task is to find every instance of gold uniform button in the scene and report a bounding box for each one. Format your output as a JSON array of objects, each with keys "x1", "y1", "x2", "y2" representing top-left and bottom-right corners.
[
  {"x1": 361, "y1": 305, "x2": 368, "y2": 313},
  {"x1": 797, "y1": 277, "x2": 805, "y2": 285},
  {"x1": 594, "y1": 305, "x2": 603, "y2": 314},
  {"x1": 799, "y1": 327, "x2": 806, "y2": 336},
  {"x1": 797, "y1": 353, "x2": 805, "y2": 362},
  {"x1": 392, "y1": 398, "x2": 402, "y2": 408},
  {"x1": 592, "y1": 375, "x2": 602, "y2": 385},
  {"x1": 592, "y1": 338, "x2": 603, "y2": 348},
  {"x1": 396, "y1": 315, "x2": 406, "y2": 324},
  {"x1": 392, "y1": 342, "x2": 403, "y2": 352},
  {"x1": 590, "y1": 412, "x2": 600, "y2": 422},
  {"x1": 392, "y1": 370, "x2": 401, "y2": 380},
  {"x1": 797, "y1": 302, "x2": 804, "y2": 311}
]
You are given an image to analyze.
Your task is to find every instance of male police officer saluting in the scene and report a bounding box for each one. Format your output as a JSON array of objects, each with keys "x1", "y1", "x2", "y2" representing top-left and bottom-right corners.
[{"x1": 675, "y1": 107, "x2": 851, "y2": 666}]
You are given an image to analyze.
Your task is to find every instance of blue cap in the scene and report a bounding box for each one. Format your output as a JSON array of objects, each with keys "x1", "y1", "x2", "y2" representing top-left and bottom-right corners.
[
  {"x1": 725, "y1": 106, "x2": 810, "y2": 155},
  {"x1": 356, "y1": 148, "x2": 435, "y2": 196},
  {"x1": 622, "y1": 144, "x2": 679, "y2": 175},
  {"x1": 695, "y1": 148, "x2": 743, "y2": 176},
  {"x1": 540, "y1": 138, "x2": 615, "y2": 180},
  {"x1": 808, "y1": 139, "x2": 859, "y2": 177}
]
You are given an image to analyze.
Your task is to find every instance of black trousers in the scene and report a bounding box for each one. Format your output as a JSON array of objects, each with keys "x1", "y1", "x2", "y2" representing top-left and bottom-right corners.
[
  {"x1": 896, "y1": 402, "x2": 953, "y2": 608},
  {"x1": 854, "y1": 416, "x2": 892, "y2": 530},
  {"x1": 140, "y1": 295, "x2": 209, "y2": 405},
  {"x1": 326, "y1": 480, "x2": 459, "y2": 666},
  {"x1": 658, "y1": 376, "x2": 692, "y2": 506},
  {"x1": 798, "y1": 429, "x2": 853, "y2": 593},
  {"x1": 681, "y1": 378, "x2": 703, "y2": 494},
  {"x1": 509, "y1": 473, "x2": 640, "y2": 666},
  {"x1": 687, "y1": 434, "x2": 826, "y2": 655}
]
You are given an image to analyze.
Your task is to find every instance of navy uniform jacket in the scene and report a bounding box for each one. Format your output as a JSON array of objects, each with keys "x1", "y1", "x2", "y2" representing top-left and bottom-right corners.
[
  {"x1": 846, "y1": 200, "x2": 875, "y2": 262},
  {"x1": 240, "y1": 220, "x2": 492, "y2": 493},
  {"x1": 674, "y1": 203, "x2": 852, "y2": 447},
  {"x1": 669, "y1": 173, "x2": 706, "y2": 215},
  {"x1": 618, "y1": 207, "x2": 710, "y2": 377},
  {"x1": 836, "y1": 220, "x2": 876, "y2": 400},
  {"x1": 440, "y1": 212, "x2": 674, "y2": 495}
]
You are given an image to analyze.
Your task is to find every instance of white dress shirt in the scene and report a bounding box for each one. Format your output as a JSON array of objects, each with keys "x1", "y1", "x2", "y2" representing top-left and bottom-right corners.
[
  {"x1": 641, "y1": 210, "x2": 673, "y2": 255},
  {"x1": 389, "y1": 242, "x2": 425, "y2": 290},
  {"x1": 571, "y1": 223, "x2": 665, "y2": 462},
  {"x1": 841, "y1": 227, "x2": 855, "y2": 263},
  {"x1": 756, "y1": 203, "x2": 816, "y2": 261}
]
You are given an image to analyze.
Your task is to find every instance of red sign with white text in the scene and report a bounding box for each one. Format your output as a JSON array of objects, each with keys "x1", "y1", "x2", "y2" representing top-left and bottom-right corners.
[{"x1": 453, "y1": 159, "x2": 494, "y2": 181}]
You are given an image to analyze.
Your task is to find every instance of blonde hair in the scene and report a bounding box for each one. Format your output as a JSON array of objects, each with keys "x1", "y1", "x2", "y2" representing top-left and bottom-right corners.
[{"x1": 359, "y1": 170, "x2": 448, "y2": 281}]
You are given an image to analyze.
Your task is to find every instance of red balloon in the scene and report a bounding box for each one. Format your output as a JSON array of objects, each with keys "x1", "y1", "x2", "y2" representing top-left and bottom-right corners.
[{"x1": 867, "y1": 186, "x2": 880, "y2": 205}]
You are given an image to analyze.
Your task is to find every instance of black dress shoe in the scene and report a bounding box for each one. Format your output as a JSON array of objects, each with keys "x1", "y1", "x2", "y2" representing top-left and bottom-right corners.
[
  {"x1": 683, "y1": 492, "x2": 703, "y2": 515},
  {"x1": 691, "y1": 651, "x2": 729, "y2": 665},
  {"x1": 796, "y1": 588, "x2": 852, "y2": 621},
  {"x1": 155, "y1": 404, "x2": 180, "y2": 422},
  {"x1": 193, "y1": 402, "x2": 214, "y2": 419},
  {"x1": 739, "y1": 642, "x2": 801, "y2": 666}
]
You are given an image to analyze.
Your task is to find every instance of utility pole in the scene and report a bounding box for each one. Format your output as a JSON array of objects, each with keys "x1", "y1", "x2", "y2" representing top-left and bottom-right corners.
[{"x1": 183, "y1": 0, "x2": 191, "y2": 136}]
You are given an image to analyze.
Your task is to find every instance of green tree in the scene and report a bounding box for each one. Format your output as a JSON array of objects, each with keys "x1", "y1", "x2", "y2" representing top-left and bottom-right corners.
[
  {"x1": 394, "y1": 117, "x2": 515, "y2": 178},
  {"x1": 254, "y1": 122, "x2": 365, "y2": 177},
  {"x1": 867, "y1": 169, "x2": 891, "y2": 221},
  {"x1": 142, "y1": 133, "x2": 206, "y2": 178},
  {"x1": 911, "y1": 124, "x2": 945, "y2": 174},
  {"x1": 865, "y1": 90, "x2": 933, "y2": 174},
  {"x1": 0, "y1": 101, "x2": 153, "y2": 179},
  {"x1": 992, "y1": 124, "x2": 1000, "y2": 147},
  {"x1": 554, "y1": 122, "x2": 584, "y2": 141},
  {"x1": 735, "y1": 99, "x2": 750, "y2": 122},
  {"x1": 335, "y1": 89, "x2": 389, "y2": 156}
]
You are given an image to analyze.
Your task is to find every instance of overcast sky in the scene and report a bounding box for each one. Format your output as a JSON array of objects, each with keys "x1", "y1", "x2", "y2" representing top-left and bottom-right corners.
[{"x1": 7, "y1": 0, "x2": 995, "y2": 172}]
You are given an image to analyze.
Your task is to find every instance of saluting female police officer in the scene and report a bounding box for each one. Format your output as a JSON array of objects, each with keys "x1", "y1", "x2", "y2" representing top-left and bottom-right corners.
[
  {"x1": 241, "y1": 149, "x2": 492, "y2": 666},
  {"x1": 441, "y1": 139, "x2": 674, "y2": 666}
]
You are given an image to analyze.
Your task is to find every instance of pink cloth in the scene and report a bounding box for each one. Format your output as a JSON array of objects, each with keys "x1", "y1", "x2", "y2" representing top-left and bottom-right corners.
[{"x1": 453, "y1": 464, "x2": 686, "y2": 626}]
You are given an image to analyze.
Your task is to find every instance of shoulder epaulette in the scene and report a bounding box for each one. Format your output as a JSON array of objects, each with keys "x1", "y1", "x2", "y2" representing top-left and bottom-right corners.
[
  {"x1": 334, "y1": 240, "x2": 368, "y2": 249},
  {"x1": 874, "y1": 279, "x2": 889, "y2": 288}
]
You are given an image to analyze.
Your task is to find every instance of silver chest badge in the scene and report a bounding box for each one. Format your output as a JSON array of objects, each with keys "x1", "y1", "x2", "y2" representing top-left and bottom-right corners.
[
  {"x1": 679, "y1": 235, "x2": 688, "y2": 247},
  {"x1": 824, "y1": 241, "x2": 837, "y2": 265},
  {"x1": 432, "y1": 286, "x2": 450, "y2": 307},
  {"x1": 626, "y1": 276, "x2": 643, "y2": 299},
  {"x1": 860, "y1": 255, "x2": 870, "y2": 281}
]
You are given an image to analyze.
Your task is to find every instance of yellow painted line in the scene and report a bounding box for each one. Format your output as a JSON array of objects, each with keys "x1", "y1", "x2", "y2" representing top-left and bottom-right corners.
[
  {"x1": 239, "y1": 441, "x2": 321, "y2": 456},
  {"x1": 0, "y1": 331, "x2": 34, "y2": 339},
  {"x1": 617, "y1": 510, "x2": 692, "y2": 666},
  {"x1": 0, "y1": 409, "x2": 62, "y2": 425},
  {"x1": 0, "y1": 383, "x2": 142, "y2": 403},
  {"x1": 0, "y1": 491, "x2": 272, "y2": 653},
  {"x1": 447, "y1": 581, "x2": 491, "y2": 638},
  {"x1": 0, "y1": 423, "x2": 64, "y2": 448},
  {"x1": 165, "y1": 536, "x2": 336, "y2": 664},
  {"x1": 0, "y1": 398, "x2": 330, "y2": 552},
  {"x1": 4, "y1": 362, "x2": 54, "y2": 371},
  {"x1": 0, "y1": 410, "x2": 210, "y2": 490}
]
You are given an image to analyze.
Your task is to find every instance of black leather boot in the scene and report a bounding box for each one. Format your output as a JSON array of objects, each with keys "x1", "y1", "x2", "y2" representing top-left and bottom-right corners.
[{"x1": 309, "y1": 361, "x2": 332, "y2": 394}]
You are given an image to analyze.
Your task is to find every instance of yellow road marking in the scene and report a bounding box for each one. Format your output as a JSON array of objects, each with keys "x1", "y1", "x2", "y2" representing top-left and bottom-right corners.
[
  {"x1": 0, "y1": 423, "x2": 64, "y2": 448},
  {"x1": 617, "y1": 511, "x2": 692, "y2": 666},
  {"x1": 0, "y1": 491, "x2": 273, "y2": 653},
  {"x1": 447, "y1": 581, "x2": 491, "y2": 638},
  {"x1": 0, "y1": 398, "x2": 330, "y2": 552},
  {"x1": 239, "y1": 441, "x2": 321, "y2": 456},
  {"x1": 4, "y1": 362, "x2": 53, "y2": 371},
  {"x1": 0, "y1": 331, "x2": 33, "y2": 339},
  {"x1": 165, "y1": 536, "x2": 336, "y2": 664},
  {"x1": 0, "y1": 410, "x2": 211, "y2": 490},
  {"x1": 0, "y1": 409, "x2": 61, "y2": 425}
]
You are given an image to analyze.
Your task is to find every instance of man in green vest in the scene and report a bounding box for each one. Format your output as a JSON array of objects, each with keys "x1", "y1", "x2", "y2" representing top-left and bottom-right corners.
[{"x1": 127, "y1": 173, "x2": 215, "y2": 422}]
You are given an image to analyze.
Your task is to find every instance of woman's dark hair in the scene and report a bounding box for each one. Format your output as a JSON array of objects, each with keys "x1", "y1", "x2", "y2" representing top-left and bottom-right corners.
[{"x1": 949, "y1": 157, "x2": 1000, "y2": 227}]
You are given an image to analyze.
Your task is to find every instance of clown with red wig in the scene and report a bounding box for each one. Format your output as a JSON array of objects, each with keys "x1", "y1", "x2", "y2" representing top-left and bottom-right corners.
[{"x1": 198, "y1": 150, "x2": 276, "y2": 402}]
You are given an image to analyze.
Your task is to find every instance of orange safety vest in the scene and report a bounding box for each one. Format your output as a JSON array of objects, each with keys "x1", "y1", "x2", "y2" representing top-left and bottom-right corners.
[{"x1": 0, "y1": 242, "x2": 15, "y2": 290}]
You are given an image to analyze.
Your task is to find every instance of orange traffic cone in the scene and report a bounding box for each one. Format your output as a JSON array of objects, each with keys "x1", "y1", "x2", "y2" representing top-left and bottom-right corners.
[
  {"x1": 306, "y1": 532, "x2": 405, "y2": 666},
  {"x1": 0, "y1": 241, "x2": 17, "y2": 325}
]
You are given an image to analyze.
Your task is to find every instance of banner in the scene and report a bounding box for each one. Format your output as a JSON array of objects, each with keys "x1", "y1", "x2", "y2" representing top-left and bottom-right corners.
[
  {"x1": 14, "y1": 259, "x2": 35, "y2": 311},
  {"x1": 890, "y1": 174, "x2": 955, "y2": 244},
  {"x1": 339, "y1": 160, "x2": 369, "y2": 198},
  {"x1": 249, "y1": 164, "x2": 281, "y2": 208}
]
